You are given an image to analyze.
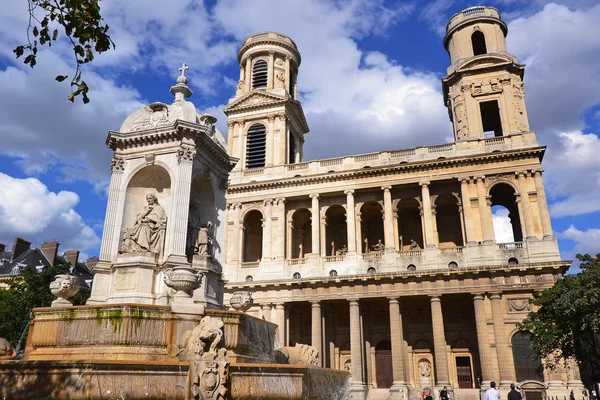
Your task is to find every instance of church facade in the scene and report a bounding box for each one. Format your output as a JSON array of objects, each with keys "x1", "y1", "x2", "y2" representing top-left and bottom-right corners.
[{"x1": 220, "y1": 6, "x2": 582, "y2": 400}]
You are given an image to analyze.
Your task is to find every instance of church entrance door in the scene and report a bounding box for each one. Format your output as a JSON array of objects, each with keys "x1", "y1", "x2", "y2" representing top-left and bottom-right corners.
[
  {"x1": 375, "y1": 342, "x2": 393, "y2": 389},
  {"x1": 455, "y1": 356, "x2": 473, "y2": 388}
]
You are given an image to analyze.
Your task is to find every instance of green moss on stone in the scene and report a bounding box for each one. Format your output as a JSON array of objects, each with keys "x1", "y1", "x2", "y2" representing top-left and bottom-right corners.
[{"x1": 108, "y1": 309, "x2": 124, "y2": 332}]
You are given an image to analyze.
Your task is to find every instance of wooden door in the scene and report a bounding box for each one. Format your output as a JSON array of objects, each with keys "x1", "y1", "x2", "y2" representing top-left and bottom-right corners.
[
  {"x1": 375, "y1": 350, "x2": 393, "y2": 388},
  {"x1": 456, "y1": 356, "x2": 473, "y2": 388}
]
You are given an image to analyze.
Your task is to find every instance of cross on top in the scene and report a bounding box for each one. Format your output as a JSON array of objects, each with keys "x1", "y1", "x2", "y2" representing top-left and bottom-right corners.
[{"x1": 179, "y1": 63, "x2": 189, "y2": 77}]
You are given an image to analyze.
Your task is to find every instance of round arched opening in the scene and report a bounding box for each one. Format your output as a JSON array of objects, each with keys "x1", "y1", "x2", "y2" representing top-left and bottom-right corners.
[
  {"x1": 291, "y1": 209, "x2": 312, "y2": 258},
  {"x1": 448, "y1": 261, "x2": 459, "y2": 270},
  {"x1": 329, "y1": 270, "x2": 338, "y2": 277},
  {"x1": 407, "y1": 264, "x2": 417, "y2": 271},
  {"x1": 245, "y1": 275, "x2": 253, "y2": 282},
  {"x1": 490, "y1": 183, "x2": 523, "y2": 243},
  {"x1": 243, "y1": 210, "x2": 263, "y2": 262},
  {"x1": 508, "y1": 257, "x2": 519, "y2": 265},
  {"x1": 360, "y1": 201, "x2": 384, "y2": 253},
  {"x1": 293, "y1": 272, "x2": 301, "y2": 279},
  {"x1": 367, "y1": 267, "x2": 377, "y2": 274},
  {"x1": 397, "y1": 198, "x2": 424, "y2": 250},
  {"x1": 325, "y1": 205, "x2": 347, "y2": 256}
]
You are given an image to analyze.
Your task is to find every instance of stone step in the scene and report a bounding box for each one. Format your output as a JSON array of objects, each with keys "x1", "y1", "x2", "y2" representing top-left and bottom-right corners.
[{"x1": 368, "y1": 388, "x2": 391, "y2": 400}]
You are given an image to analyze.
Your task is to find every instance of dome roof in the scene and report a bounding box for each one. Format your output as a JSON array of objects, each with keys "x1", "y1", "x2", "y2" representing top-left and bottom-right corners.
[{"x1": 118, "y1": 64, "x2": 227, "y2": 151}]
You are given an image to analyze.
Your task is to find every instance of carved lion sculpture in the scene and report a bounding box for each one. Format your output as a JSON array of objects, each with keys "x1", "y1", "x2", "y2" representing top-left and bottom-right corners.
[
  {"x1": 273, "y1": 343, "x2": 319, "y2": 366},
  {"x1": 0, "y1": 338, "x2": 16, "y2": 360},
  {"x1": 179, "y1": 316, "x2": 225, "y2": 361}
]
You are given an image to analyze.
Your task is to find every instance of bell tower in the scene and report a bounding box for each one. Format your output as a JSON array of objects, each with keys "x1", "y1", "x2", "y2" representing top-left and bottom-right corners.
[
  {"x1": 223, "y1": 32, "x2": 309, "y2": 171},
  {"x1": 442, "y1": 7, "x2": 531, "y2": 141}
]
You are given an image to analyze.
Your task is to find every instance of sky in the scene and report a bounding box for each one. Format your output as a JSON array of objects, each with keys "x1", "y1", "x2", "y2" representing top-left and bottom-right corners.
[{"x1": 0, "y1": 0, "x2": 599, "y2": 265}]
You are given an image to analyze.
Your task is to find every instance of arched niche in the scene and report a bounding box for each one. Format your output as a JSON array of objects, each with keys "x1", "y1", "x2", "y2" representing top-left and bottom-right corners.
[
  {"x1": 291, "y1": 208, "x2": 312, "y2": 258},
  {"x1": 122, "y1": 165, "x2": 172, "y2": 234},
  {"x1": 187, "y1": 172, "x2": 217, "y2": 256}
]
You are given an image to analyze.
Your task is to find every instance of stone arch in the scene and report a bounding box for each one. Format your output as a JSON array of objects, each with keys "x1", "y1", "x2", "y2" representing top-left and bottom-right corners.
[
  {"x1": 187, "y1": 172, "x2": 216, "y2": 256},
  {"x1": 471, "y1": 30, "x2": 487, "y2": 56},
  {"x1": 435, "y1": 193, "x2": 464, "y2": 248},
  {"x1": 397, "y1": 198, "x2": 424, "y2": 250},
  {"x1": 325, "y1": 204, "x2": 347, "y2": 256},
  {"x1": 489, "y1": 182, "x2": 523, "y2": 242},
  {"x1": 360, "y1": 201, "x2": 384, "y2": 252},
  {"x1": 242, "y1": 209, "x2": 263, "y2": 262},
  {"x1": 291, "y1": 208, "x2": 312, "y2": 258}
]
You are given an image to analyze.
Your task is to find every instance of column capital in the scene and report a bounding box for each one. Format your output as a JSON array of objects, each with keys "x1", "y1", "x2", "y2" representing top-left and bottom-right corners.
[
  {"x1": 381, "y1": 185, "x2": 392, "y2": 192},
  {"x1": 267, "y1": 114, "x2": 277, "y2": 123},
  {"x1": 472, "y1": 293, "x2": 485, "y2": 301},
  {"x1": 309, "y1": 193, "x2": 320, "y2": 199},
  {"x1": 310, "y1": 300, "x2": 321, "y2": 307},
  {"x1": 429, "y1": 295, "x2": 441, "y2": 303},
  {"x1": 489, "y1": 293, "x2": 502, "y2": 300},
  {"x1": 261, "y1": 303, "x2": 272, "y2": 309},
  {"x1": 268, "y1": 50, "x2": 275, "y2": 56},
  {"x1": 515, "y1": 171, "x2": 527, "y2": 178},
  {"x1": 263, "y1": 198, "x2": 274, "y2": 207},
  {"x1": 347, "y1": 298, "x2": 360, "y2": 306},
  {"x1": 476, "y1": 175, "x2": 486, "y2": 182},
  {"x1": 419, "y1": 180, "x2": 430, "y2": 187},
  {"x1": 387, "y1": 297, "x2": 399, "y2": 305},
  {"x1": 532, "y1": 168, "x2": 544, "y2": 176},
  {"x1": 275, "y1": 303, "x2": 285, "y2": 310},
  {"x1": 457, "y1": 176, "x2": 471, "y2": 183},
  {"x1": 275, "y1": 197, "x2": 286, "y2": 205},
  {"x1": 344, "y1": 189, "x2": 355, "y2": 195}
]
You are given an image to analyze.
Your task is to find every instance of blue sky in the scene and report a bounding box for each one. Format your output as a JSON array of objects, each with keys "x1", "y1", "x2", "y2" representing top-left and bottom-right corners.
[{"x1": 0, "y1": 0, "x2": 599, "y2": 263}]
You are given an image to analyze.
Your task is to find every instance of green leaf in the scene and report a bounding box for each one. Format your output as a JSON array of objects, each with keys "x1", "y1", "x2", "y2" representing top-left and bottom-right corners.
[
  {"x1": 55, "y1": 75, "x2": 68, "y2": 82},
  {"x1": 52, "y1": 29, "x2": 58, "y2": 41},
  {"x1": 33, "y1": 26, "x2": 39, "y2": 37},
  {"x1": 67, "y1": 93, "x2": 75, "y2": 102}
]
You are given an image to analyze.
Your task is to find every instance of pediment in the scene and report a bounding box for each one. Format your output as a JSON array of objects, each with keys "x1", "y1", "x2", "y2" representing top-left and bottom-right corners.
[
  {"x1": 223, "y1": 91, "x2": 287, "y2": 114},
  {"x1": 455, "y1": 54, "x2": 519, "y2": 74}
]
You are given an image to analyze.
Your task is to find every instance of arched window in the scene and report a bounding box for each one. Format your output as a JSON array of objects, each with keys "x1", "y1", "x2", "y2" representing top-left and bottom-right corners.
[
  {"x1": 508, "y1": 257, "x2": 519, "y2": 265},
  {"x1": 329, "y1": 269, "x2": 338, "y2": 277},
  {"x1": 246, "y1": 124, "x2": 266, "y2": 169},
  {"x1": 367, "y1": 267, "x2": 377, "y2": 274},
  {"x1": 490, "y1": 183, "x2": 523, "y2": 242},
  {"x1": 243, "y1": 210, "x2": 263, "y2": 262},
  {"x1": 407, "y1": 264, "x2": 417, "y2": 271},
  {"x1": 360, "y1": 201, "x2": 385, "y2": 253},
  {"x1": 252, "y1": 60, "x2": 268, "y2": 89},
  {"x1": 448, "y1": 261, "x2": 459, "y2": 269},
  {"x1": 245, "y1": 275, "x2": 253, "y2": 282},
  {"x1": 472, "y1": 31, "x2": 487, "y2": 56},
  {"x1": 512, "y1": 331, "x2": 543, "y2": 382},
  {"x1": 293, "y1": 272, "x2": 301, "y2": 279},
  {"x1": 291, "y1": 209, "x2": 312, "y2": 258}
]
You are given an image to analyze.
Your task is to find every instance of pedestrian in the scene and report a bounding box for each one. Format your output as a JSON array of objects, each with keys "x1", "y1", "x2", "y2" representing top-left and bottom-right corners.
[
  {"x1": 440, "y1": 386, "x2": 449, "y2": 400},
  {"x1": 421, "y1": 387, "x2": 434, "y2": 400},
  {"x1": 484, "y1": 382, "x2": 501, "y2": 400},
  {"x1": 570, "y1": 390, "x2": 576, "y2": 400},
  {"x1": 508, "y1": 383, "x2": 522, "y2": 400}
]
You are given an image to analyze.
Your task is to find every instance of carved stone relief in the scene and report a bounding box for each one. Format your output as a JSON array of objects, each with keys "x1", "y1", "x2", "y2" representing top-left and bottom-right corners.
[{"x1": 507, "y1": 299, "x2": 531, "y2": 313}]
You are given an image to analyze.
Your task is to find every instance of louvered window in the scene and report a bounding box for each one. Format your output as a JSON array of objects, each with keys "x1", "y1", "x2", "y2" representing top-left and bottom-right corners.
[
  {"x1": 246, "y1": 124, "x2": 266, "y2": 169},
  {"x1": 252, "y1": 60, "x2": 268, "y2": 89},
  {"x1": 288, "y1": 131, "x2": 296, "y2": 164}
]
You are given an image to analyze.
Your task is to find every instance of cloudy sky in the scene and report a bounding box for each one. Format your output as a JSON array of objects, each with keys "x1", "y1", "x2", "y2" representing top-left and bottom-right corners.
[{"x1": 0, "y1": 0, "x2": 599, "y2": 263}]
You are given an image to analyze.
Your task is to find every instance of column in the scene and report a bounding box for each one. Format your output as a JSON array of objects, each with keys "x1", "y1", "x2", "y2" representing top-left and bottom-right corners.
[
  {"x1": 382, "y1": 186, "x2": 396, "y2": 250},
  {"x1": 489, "y1": 293, "x2": 515, "y2": 386},
  {"x1": 286, "y1": 216, "x2": 293, "y2": 259},
  {"x1": 267, "y1": 50, "x2": 275, "y2": 89},
  {"x1": 533, "y1": 170, "x2": 554, "y2": 238},
  {"x1": 320, "y1": 215, "x2": 327, "y2": 256},
  {"x1": 227, "y1": 121, "x2": 235, "y2": 156},
  {"x1": 389, "y1": 298, "x2": 407, "y2": 388},
  {"x1": 284, "y1": 55, "x2": 291, "y2": 93},
  {"x1": 420, "y1": 181, "x2": 435, "y2": 248},
  {"x1": 430, "y1": 296, "x2": 450, "y2": 386},
  {"x1": 236, "y1": 120, "x2": 245, "y2": 169},
  {"x1": 473, "y1": 294, "x2": 495, "y2": 385},
  {"x1": 266, "y1": 115, "x2": 275, "y2": 167},
  {"x1": 263, "y1": 199, "x2": 273, "y2": 260},
  {"x1": 459, "y1": 178, "x2": 476, "y2": 245},
  {"x1": 165, "y1": 146, "x2": 195, "y2": 262},
  {"x1": 349, "y1": 299, "x2": 365, "y2": 389},
  {"x1": 476, "y1": 177, "x2": 495, "y2": 243},
  {"x1": 100, "y1": 158, "x2": 126, "y2": 261},
  {"x1": 310, "y1": 194, "x2": 320, "y2": 256},
  {"x1": 275, "y1": 303, "x2": 286, "y2": 346},
  {"x1": 311, "y1": 301, "x2": 323, "y2": 367},
  {"x1": 261, "y1": 304, "x2": 272, "y2": 322},
  {"x1": 245, "y1": 57, "x2": 252, "y2": 92},
  {"x1": 345, "y1": 190, "x2": 357, "y2": 253},
  {"x1": 517, "y1": 172, "x2": 536, "y2": 239},
  {"x1": 274, "y1": 198, "x2": 286, "y2": 259}
]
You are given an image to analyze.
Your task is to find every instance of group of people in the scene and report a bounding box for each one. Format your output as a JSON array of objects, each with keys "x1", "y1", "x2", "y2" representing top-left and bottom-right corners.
[{"x1": 421, "y1": 382, "x2": 548, "y2": 400}]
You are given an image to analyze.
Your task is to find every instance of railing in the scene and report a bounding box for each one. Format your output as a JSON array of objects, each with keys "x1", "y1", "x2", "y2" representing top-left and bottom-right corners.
[
  {"x1": 288, "y1": 162, "x2": 309, "y2": 171},
  {"x1": 324, "y1": 255, "x2": 345, "y2": 262},
  {"x1": 484, "y1": 137, "x2": 505, "y2": 146},
  {"x1": 244, "y1": 168, "x2": 264, "y2": 176},
  {"x1": 498, "y1": 242, "x2": 524, "y2": 250},
  {"x1": 463, "y1": 6, "x2": 485, "y2": 16},
  {"x1": 355, "y1": 154, "x2": 378, "y2": 162},
  {"x1": 391, "y1": 149, "x2": 416, "y2": 158},
  {"x1": 241, "y1": 261, "x2": 260, "y2": 268},
  {"x1": 440, "y1": 246, "x2": 464, "y2": 254},
  {"x1": 320, "y1": 158, "x2": 343, "y2": 167},
  {"x1": 398, "y1": 250, "x2": 423, "y2": 257},
  {"x1": 428, "y1": 144, "x2": 453, "y2": 153},
  {"x1": 287, "y1": 258, "x2": 306, "y2": 265},
  {"x1": 361, "y1": 252, "x2": 384, "y2": 260}
]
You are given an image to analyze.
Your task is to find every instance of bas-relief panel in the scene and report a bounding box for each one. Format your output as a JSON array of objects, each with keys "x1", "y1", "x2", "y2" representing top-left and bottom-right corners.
[{"x1": 114, "y1": 269, "x2": 137, "y2": 291}]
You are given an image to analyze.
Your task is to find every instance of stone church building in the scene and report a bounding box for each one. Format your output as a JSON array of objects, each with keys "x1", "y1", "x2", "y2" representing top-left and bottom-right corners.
[{"x1": 88, "y1": 6, "x2": 583, "y2": 400}]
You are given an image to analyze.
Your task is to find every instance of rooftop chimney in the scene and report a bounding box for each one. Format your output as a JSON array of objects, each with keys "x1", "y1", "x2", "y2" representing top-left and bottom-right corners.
[
  {"x1": 63, "y1": 249, "x2": 80, "y2": 269},
  {"x1": 86, "y1": 256, "x2": 99, "y2": 272},
  {"x1": 41, "y1": 241, "x2": 60, "y2": 265},
  {"x1": 0, "y1": 243, "x2": 6, "y2": 253},
  {"x1": 11, "y1": 237, "x2": 31, "y2": 262}
]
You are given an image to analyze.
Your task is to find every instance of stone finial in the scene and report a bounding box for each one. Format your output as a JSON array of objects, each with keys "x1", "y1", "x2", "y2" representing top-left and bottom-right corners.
[
  {"x1": 170, "y1": 63, "x2": 193, "y2": 101},
  {"x1": 49, "y1": 274, "x2": 80, "y2": 307}
]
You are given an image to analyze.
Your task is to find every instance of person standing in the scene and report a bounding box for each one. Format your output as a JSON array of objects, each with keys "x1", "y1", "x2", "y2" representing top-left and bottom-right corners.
[
  {"x1": 508, "y1": 384, "x2": 522, "y2": 400},
  {"x1": 440, "y1": 386, "x2": 449, "y2": 400},
  {"x1": 484, "y1": 382, "x2": 501, "y2": 400}
]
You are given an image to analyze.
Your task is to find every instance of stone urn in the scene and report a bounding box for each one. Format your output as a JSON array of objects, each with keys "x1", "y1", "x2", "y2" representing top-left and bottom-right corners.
[
  {"x1": 229, "y1": 291, "x2": 253, "y2": 313},
  {"x1": 164, "y1": 267, "x2": 203, "y2": 299},
  {"x1": 49, "y1": 274, "x2": 80, "y2": 307}
]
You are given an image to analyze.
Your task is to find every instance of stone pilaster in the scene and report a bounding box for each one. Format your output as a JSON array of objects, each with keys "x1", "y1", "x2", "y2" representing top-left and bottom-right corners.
[
  {"x1": 244, "y1": 57, "x2": 252, "y2": 92},
  {"x1": 459, "y1": 178, "x2": 477, "y2": 245},
  {"x1": 275, "y1": 303, "x2": 286, "y2": 346},
  {"x1": 310, "y1": 194, "x2": 320, "y2": 256},
  {"x1": 420, "y1": 181, "x2": 435, "y2": 248},
  {"x1": 489, "y1": 293, "x2": 515, "y2": 386},
  {"x1": 345, "y1": 190, "x2": 357, "y2": 254},
  {"x1": 389, "y1": 298, "x2": 408, "y2": 394},
  {"x1": 517, "y1": 172, "x2": 536, "y2": 239},
  {"x1": 236, "y1": 119, "x2": 246, "y2": 169},
  {"x1": 229, "y1": 203, "x2": 242, "y2": 263},
  {"x1": 267, "y1": 50, "x2": 275, "y2": 90},
  {"x1": 274, "y1": 198, "x2": 286, "y2": 259},
  {"x1": 262, "y1": 199, "x2": 273, "y2": 260},
  {"x1": 100, "y1": 157, "x2": 126, "y2": 261},
  {"x1": 266, "y1": 115, "x2": 275, "y2": 167},
  {"x1": 430, "y1": 296, "x2": 451, "y2": 386},
  {"x1": 311, "y1": 301, "x2": 323, "y2": 367},
  {"x1": 261, "y1": 304, "x2": 272, "y2": 322},
  {"x1": 349, "y1": 299, "x2": 366, "y2": 394},
  {"x1": 476, "y1": 177, "x2": 495, "y2": 243},
  {"x1": 473, "y1": 294, "x2": 496, "y2": 385},
  {"x1": 382, "y1": 186, "x2": 396, "y2": 250},
  {"x1": 533, "y1": 170, "x2": 554, "y2": 239}
]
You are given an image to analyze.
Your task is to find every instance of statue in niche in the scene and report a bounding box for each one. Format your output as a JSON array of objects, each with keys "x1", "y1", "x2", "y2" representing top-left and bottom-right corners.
[
  {"x1": 410, "y1": 239, "x2": 420, "y2": 250},
  {"x1": 121, "y1": 193, "x2": 167, "y2": 255},
  {"x1": 195, "y1": 222, "x2": 213, "y2": 256},
  {"x1": 335, "y1": 244, "x2": 348, "y2": 256},
  {"x1": 372, "y1": 239, "x2": 384, "y2": 252},
  {"x1": 419, "y1": 359, "x2": 431, "y2": 377},
  {"x1": 187, "y1": 201, "x2": 202, "y2": 256}
]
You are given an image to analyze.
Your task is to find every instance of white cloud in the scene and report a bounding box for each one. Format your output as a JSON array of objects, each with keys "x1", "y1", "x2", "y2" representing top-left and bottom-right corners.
[
  {"x1": 558, "y1": 225, "x2": 600, "y2": 256},
  {"x1": 0, "y1": 173, "x2": 100, "y2": 251},
  {"x1": 492, "y1": 207, "x2": 515, "y2": 243}
]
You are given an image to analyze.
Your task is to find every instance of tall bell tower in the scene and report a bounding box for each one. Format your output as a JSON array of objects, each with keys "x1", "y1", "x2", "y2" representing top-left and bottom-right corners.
[
  {"x1": 223, "y1": 32, "x2": 309, "y2": 171},
  {"x1": 442, "y1": 7, "x2": 531, "y2": 141}
]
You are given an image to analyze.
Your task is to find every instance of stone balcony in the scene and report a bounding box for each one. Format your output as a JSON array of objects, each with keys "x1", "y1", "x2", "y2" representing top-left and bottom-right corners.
[
  {"x1": 225, "y1": 237, "x2": 560, "y2": 283},
  {"x1": 445, "y1": 6, "x2": 503, "y2": 34},
  {"x1": 229, "y1": 132, "x2": 539, "y2": 186}
]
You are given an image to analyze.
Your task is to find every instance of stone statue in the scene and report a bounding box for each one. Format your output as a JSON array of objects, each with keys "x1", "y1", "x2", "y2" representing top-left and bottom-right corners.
[
  {"x1": 410, "y1": 239, "x2": 420, "y2": 250},
  {"x1": 186, "y1": 201, "x2": 202, "y2": 256},
  {"x1": 49, "y1": 274, "x2": 80, "y2": 307},
  {"x1": 195, "y1": 221, "x2": 213, "y2": 256},
  {"x1": 121, "y1": 193, "x2": 167, "y2": 255},
  {"x1": 179, "y1": 316, "x2": 229, "y2": 400},
  {"x1": 272, "y1": 344, "x2": 320, "y2": 366},
  {"x1": 0, "y1": 338, "x2": 16, "y2": 360},
  {"x1": 419, "y1": 359, "x2": 431, "y2": 377},
  {"x1": 335, "y1": 244, "x2": 348, "y2": 256},
  {"x1": 229, "y1": 291, "x2": 253, "y2": 313},
  {"x1": 372, "y1": 239, "x2": 384, "y2": 252}
]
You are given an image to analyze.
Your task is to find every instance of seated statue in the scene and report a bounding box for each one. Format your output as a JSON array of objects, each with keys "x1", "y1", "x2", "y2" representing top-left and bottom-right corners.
[
  {"x1": 121, "y1": 193, "x2": 167, "y2": 255},
  {"x1": 372, "y1": 239, "x2": 384, "y2": 252},
  {"x1": 409, "y1": 239, "x2": 420, "y2": 250}
]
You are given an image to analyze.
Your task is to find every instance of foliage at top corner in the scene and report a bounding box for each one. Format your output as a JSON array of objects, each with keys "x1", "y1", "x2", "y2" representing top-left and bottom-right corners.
[
  {"x1": 13, "y1": 0, "x2": 115, "y2": 104},
  {"x1": 518, "y1": 253, "x2": 600, "y2": 373}
]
